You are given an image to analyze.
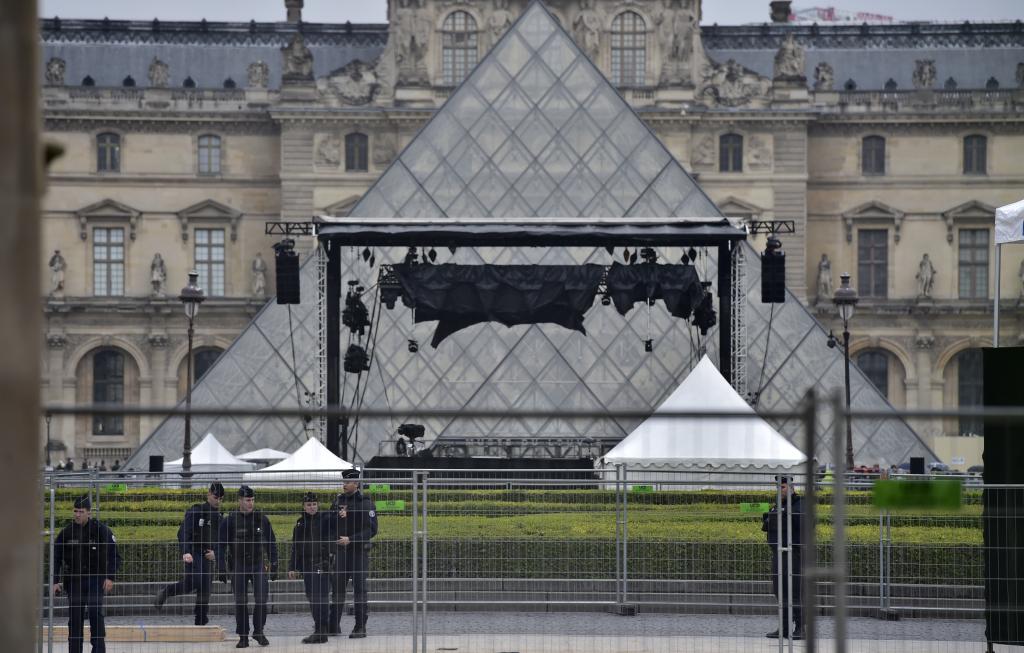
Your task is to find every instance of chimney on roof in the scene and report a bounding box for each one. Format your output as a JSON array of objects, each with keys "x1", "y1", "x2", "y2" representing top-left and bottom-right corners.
[
  {"x1": 285, "y1": 0, "x2": 303, "y2": 23},
  {"x1": 770, "y1": 1, "x2": 792, "y2": 23}
]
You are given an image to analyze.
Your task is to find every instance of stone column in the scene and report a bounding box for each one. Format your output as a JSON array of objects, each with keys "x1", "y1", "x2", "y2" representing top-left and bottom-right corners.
[
  {"x1": 0, "y1": 2, "x2": 43, "y2": 651},
  {"x1": 914, "y1": 332, "x2": 939, "y2": 442},
  {"x1": 147, "y1": 334, "x2": 169, "y2": 438}
]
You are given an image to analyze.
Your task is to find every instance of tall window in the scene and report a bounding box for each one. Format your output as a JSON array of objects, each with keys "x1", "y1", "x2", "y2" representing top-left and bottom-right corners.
[
  {"x1": 719, "y1": 133, "x2": 743, "y2": 173},
  {"x1": 611, "y1": 11, "x2": 646, "y2": 87},
  {"x1": 957, "y1": 349, "x2": 984, "y2": 436},
  {"x1": 198, "y1": 134, "x2": 222, "y2": 175},
  {"x1": 856, "y1": 350, "x2": 889, "y2": 399},
  {"x1": 97, "y1": 132, "x2": 121, "y2": 172},
  {"x1": 857, "y1": 229, "x2": 888, "y2": 298},
  {"x1": 442, "y1": 11, "x2": 478, "y2": 86},
  {"x1": 958, "y1": 229, "x2": 989, "y2": 299},
  {"x1": 194, "y1": 228, "x2": 225, "y2": 296},
  {"x1": 963, "y1": 134, "x2": 987, "y2": 175},
  {"x1": 862, "y1": 135, "x2": 885, "y2": 176},
  {"x1": 93, "y1": 227, "x2": 125, "y2": 296},
  {"x1": 93, "y1": 350, "x2": 124, "y2": 435},
  {"x1": 345, "y1": 132, "x2": 369, "y2": 172}
]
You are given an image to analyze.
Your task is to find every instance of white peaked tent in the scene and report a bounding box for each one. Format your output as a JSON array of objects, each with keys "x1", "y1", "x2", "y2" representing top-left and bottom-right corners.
[
  {"x1": 242, "y1": 438, "x2": 354, "y2": 486},
  {"x1": 237, "y1": 448, "x2": 291, "y2": 462},
  {"x1": 599, "y1": 355, "x2": 805, "y2": 486},
  {"x1": 164, "y1": 433, "x2": 256, "y2": 473}
]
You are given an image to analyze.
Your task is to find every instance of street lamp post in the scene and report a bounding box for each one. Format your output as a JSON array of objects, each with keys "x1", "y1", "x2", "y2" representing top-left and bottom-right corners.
[
  {"x1": 44, "y1": 413, "x2": 52, "y2": 470},
  {"x1": 179, "y1": 271, "x2": 205, "y2": 478},
  {"x1": 832, "y1": 272, "x2": 859, "y2": 471}
]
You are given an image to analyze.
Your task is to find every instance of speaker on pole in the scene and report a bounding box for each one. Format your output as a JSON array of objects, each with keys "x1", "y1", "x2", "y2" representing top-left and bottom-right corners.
[
  {"x1": 274, "y1": 239, "x2": 301, "y2": 304},
  {"x1": 149, "y1": 455, "x2": 164, "y2": 473},
  {"x1": 761, "y1": 236, "x2": 786, "y2": 304}
]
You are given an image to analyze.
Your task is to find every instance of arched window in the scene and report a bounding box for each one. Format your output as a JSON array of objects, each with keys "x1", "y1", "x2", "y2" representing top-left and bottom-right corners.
[
  {"x1": 719, "y1": 133, "x2": 743, "y2": 172},
  {"x1": 345, "y1": 132, "x2": 369, "y2": 172},
  {"x1": 956, "y1": 348, "x2": 984, "y2": 436},
  {"x1": 856, "y1": 350, "x2": 890, "y2": 399},
  {"x1": 177, "y1": 347, "x2": 224, "y2": 399},
  {"x1": 611, "y1": 11, "x2": 646, "y2": 87},
  {"x1": 442, "y1": 11, "x2": 478, "y2": 86},
  {"x1": 198, "y1": 134, "x2": 222, "y2": 175},
  {"x1": 97, "y1": 132, "x2": 121, "y2": 172},
  {"x1": 862, "y1": 135, "x2": 885, "y2": 176},
  {"x1": 93, "y1": 349, "x2": 124, "y2": 435},
  {"x1": 963, "y1": 134, "x2": 987, "y2": 175}
]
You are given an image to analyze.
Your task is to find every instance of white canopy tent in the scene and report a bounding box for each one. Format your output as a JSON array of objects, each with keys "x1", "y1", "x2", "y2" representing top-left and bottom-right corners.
[
  {"x1": 994, "y1": 199, "x2": 1024, "y2": 347},
  {"x1": 598, "y1": 355, "x2": 805, "y2": 487},
  {"x1": 164, "y1": 433, "x2": 256, "y2": 474},
  {"x1": 237, "y1": 448, "x2": 291, "y2": 466},
  {"x1": 242, "y1": 438, "x2": 354, "y2": 486}
]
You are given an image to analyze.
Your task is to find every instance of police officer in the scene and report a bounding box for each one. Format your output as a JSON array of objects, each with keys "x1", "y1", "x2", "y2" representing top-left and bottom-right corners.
[
  {"x1": 154, "y1": 481, "x2": 225, "y2": 624},
  {"x1": 328, "y1": 468, "x2": 378, "y2": 638},
  {"x1": 218, "y1": 485, "x2": 277, "y2": 648},
  {"x1": 762, "y1": 475, "x2": 804, "y2": 640},
  {"x1": 52, "y1": 495, "x2": 122, "y2": 653},
  {"x1": 288, "y1": 491, "x2": 333, "y2": 644}
]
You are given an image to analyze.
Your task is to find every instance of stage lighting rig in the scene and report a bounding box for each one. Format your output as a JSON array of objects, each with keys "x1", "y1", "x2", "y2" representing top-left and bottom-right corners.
[
  {"x1": 342, "y1": 279, "x2": 370, "y2": 336},
  {"x1": 343, "y1": 343, "x2": 371, "y2": 374}
]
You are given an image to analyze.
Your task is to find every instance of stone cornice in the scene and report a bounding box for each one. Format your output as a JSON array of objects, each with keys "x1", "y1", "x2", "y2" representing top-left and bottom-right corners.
[
  {"x1": 44, "y1": 112, "x2": 278, "y2": 134},
  {"x1": 702, "y1": 20, "x2": 1024, "y2": 50},
  {"x1": 42, "y1": 295, "x2": 268, "y2": 316},
  {"x1": 812, "y1": 299, "x2": 1018, "y2": 318}
]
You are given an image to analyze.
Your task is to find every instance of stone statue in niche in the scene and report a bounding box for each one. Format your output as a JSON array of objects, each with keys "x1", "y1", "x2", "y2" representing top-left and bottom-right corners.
[
  {"x1": 247, "y1": 61, "x2": 270, "y2": 88},
  {"x1": 915, "y1": 253, "x2": 936, "y2": 299},
  {"x1": 325, "y1": 59, "x2": 380, "y2": 105},
  {"x1": 150, "y1": 253, "x2": 167, "y2": 297},
  {"x1": 148, "y1": 57, "x2": 170, "y2": 87},
  {"x1": 692, "y1": 134, "x2": 715, "y2": 166},
  {"x1": 49, "y1": 250, "x2": 66, "y2": 295},
  {"x1": 45, "y1": 57, "x2": 66, "y2": 85},
  {"x1": 817, "y1": 254, "x2": 833, "y2": 301},
  {"x1": 315, "y1": 134, "x2": 341, "y2": 167},
  {"x1": 572, "y1": 0, "x2": 602, "y2": 63},
  {"x1": 487, "y1": 0, "x2": 515, "y2": 49},
  {"x1": 396, "y1": 0, "x2": 431, "y2": 85},
  {"x1": 252, "y1": 253, "x2": 267, "y2": 298},
  {"x1": 748, "y1": 135, "x2": 772, "y2": 169},
  {"x1": 813, "y1": 61, "x2": 834, "y2": 91},
  {"x1": 773, "y1": 33, "x2": 805, "y2": 82},
  {"x1": 282, "y1": 33, "x2": 314, "y2": 81},
  {"x1": 913, "y1": 59, "x2": 936, "y2": 89},
  {"x1": 657, "y1": 0, "x2": 695, "y2": 86}
]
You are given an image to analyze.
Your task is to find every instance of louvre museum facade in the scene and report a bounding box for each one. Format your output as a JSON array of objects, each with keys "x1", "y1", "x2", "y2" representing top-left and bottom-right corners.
[{"x1": 37, "y1": 0, "x2": 1024, "y2": 469}]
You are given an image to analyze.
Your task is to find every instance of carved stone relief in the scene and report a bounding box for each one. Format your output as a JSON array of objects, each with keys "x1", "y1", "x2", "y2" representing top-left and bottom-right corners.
[
  {"x1": 45, "y1": 57, "x2": 66, "y2": 85},
  {"x1": 747, "y1": 135, "x2": 772, "y2": 170},
  {"x1": 372, "y1": 131, "x2": 398, "y2": 168},
  {"x1": 148, "y1": 57, "x2": 170, "y2": 87},
  {"x1": 913, "y1": 59, "x2": 936, "y2": 89},
  {"x1": 699, "y1": 59, "x2": 769, "y2": 107},
  {"x1": 691, "y1": 134, "x2": 715, "y2": 167},
  {"x1": 657, "y1": 0, "x2": 697, "y2": 86},
  {"x1": 315, "y1": 134, "x2": 341, "y2": 168},
  {"x1": 323, "y1": 59, "x2": 381, "y2": 105},
  {"x1": 813, "y1": 61, "x2": 834, "y2": 91},
  {"x1": 572, "y1": 0, "x2": 602, "y2": 63},
  {"x1": 282, "y1": 33, "x2": 314, "y2": 81},
  {"x1": 395, "y1": 0, "x2": 431, "y2": 85},
  {"x1": 773, "y1": 33, "x2": 805, "y2": 82},
  {"x1": 248, "y1": 61, "x2": 270, "y2": 88},
  {"x1": 486, "y1": 0, "x2": 515, "y2": 49}
]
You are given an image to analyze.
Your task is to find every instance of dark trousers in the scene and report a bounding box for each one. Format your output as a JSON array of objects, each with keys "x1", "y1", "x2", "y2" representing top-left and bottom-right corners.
[
  {"x1": 66, "y1": 580, "x2": 105, "y2": 653},
  {"x1": 771, "y1": 550, "x2": 803, "y2": 631},
  {"x1": 302, "y1": 569, "x2": 332, "y2": 634},
  {"x1": 231, "y1": 564, "x2": 269, "y2": 636},
  {"x1": 163, "y1": 557, "x2": 214, "y2": 624},
  {"x1": 329, "y1": 546, "x2": 370, "y2": 630}
]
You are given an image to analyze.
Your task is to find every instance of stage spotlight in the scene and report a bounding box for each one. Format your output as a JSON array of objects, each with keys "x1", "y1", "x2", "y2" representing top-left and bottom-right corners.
[
  {"x1": 640, "y1": 247, "x2": 657, "y2": 264},
  {"x1": 395, "y1": 437, "x2": 408, "y2": 456},
  {"x1": 644, "y1": 339, "x2": 653, "y2": 352},
  {"x1": 343, "y1": 344, "x2": 371, "y2": 373},
  {"x1": 342, "y1": 280, "x2": 370, "y2": 335},
  {"x1": 405, "y1": 247, "x2": 419, "y2": 264},
  {"x1": 408, "y1": 339, "x2": 419, "y2": 353},
  {"x1": 600, "y1": 293, "x2": 611, "y2": 306}
]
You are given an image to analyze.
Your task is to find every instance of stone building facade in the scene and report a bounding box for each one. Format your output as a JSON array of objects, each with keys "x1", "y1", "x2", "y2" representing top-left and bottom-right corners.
[{"x1": 39, "y1": 0, "x2": 1024, "y2": 467}]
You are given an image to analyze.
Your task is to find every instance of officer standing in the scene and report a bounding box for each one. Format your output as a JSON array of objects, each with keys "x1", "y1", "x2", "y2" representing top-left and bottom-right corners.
[
  {"x1": 51, "y1": 495, "x2": 121, "y2": 653},
  {"x1": 288, "y1": 491, "x2": 333, "y2": 644},
  {"x1": 762, "y1": 475, "x2": 804, "y2": 640},
  {"x1": 218, "y1": 485, "x2": 277, "y2": 648},
  {"x1": 154, "y1": 481, "x2": 225, "y2": 624},
  {"x1": 328, "y1": 468, "x2": 378, "y2": 638}
]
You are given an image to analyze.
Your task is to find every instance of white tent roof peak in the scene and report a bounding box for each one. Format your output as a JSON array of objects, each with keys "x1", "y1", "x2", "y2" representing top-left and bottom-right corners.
[
  {"x1": 252, "y1": 438, "x2": 353, "y2": 473},
  {"x1": 166, "y1": 433, "x2": 253, "y2": 470},
  {"x1": 602, "y1": 355, "x2": 805, "y2": 469},
  {"x1": 237, "y1": 447, "x2": 290, "y2": 462}
]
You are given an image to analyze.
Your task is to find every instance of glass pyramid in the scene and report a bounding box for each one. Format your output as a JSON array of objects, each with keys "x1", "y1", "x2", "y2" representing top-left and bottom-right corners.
[{"x1": 125, "y1": 1, "x2": 934, "y2": 469}]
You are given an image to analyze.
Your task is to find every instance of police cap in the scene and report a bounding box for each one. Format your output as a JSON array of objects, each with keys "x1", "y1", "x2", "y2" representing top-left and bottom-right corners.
[
  {"x1": 776, "y1": 475, "x2": 792, "y2": 484},
  {"x1": 302, "y1": 491, "x2": 318, "y2": 503},
  {"x1": 238, "y1": 485, "x2": 255, "y2": 498},
  {"x1": 73, "y1": 495, "x2": 91, "y2": 510},
  {"x1": 342, "y1": 468, "x2": 361, "y2": 480},
  {"x1": 209, "y1": 481, "x2": 226, "y2": 498}
]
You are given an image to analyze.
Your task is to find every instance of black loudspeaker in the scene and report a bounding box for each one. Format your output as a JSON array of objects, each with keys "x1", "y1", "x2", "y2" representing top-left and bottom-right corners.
[
  {"x1": 149, "y1": 455, "x2": 164, "y2": 473},
  {"x1": 982, "y1": 346, "x2": 1024, "y2": 645},
  {"x1": 274, "y1": 241, "x2": 301, "y2": 305},
  {"x1": 760, "y1": 237, "x2": 786, "y2": 304},
  {"x1": 909, "y1": 457, "x2": 924, "y2": 474}
]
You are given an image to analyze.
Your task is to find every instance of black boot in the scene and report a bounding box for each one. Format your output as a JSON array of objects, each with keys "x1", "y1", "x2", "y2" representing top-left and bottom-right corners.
[
  {"x1": 236, "y1": 636, "x2": 249, "y2": 648},
  {"x1": 302, "y1": 633, "x2": 328, "y2": 644},
  {"x1": 252, "y1": 633, "x2": 270, "y2": 646},
  {"x1": 154, "y1": 587, "x2": 167, "y2": 611},
  {"x1": 349, "y1": 622, "x2": 367, "y2": 639}
]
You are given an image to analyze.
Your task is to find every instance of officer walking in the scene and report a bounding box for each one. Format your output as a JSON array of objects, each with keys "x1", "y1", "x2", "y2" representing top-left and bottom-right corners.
[
  {"x1": 762, "y1": 475, "x2": 804, "y2": 640},
  {"x1": 51, "y1": 495, "x2": 121, "y2": 653},
  {"x1": 288, "y1": 491, "x2": 333, "y2": 644},
  {"x1": 218, "y1": 485, "x2": 277, "y2": 648},
  {"x1": 154, "y1": 481, "x2": 225, "y2": 624},
  {"x1": 328, "y1": 468, "x2": 378, "y2": 638}
]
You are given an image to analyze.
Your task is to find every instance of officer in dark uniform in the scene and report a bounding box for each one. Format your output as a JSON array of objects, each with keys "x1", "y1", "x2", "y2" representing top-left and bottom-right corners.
[
  {"x1": 52, "y1": 495, "x2": 122, "y2": 653},
  {"x1": 762, "y1": 475, "x2": 804, "y2": 640},
  {"x1": 154, "y1": 481, "x2": 225, "y2": 624},
  {"x1": 288, "y1": 491, "x2": 333, "y2": 644},
  {"x1": 328, "y1": 468, "x2": 378, "y2": 638},
  {"x1": 218, "y1": 485, "x2": 277, "y2": 648}
]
